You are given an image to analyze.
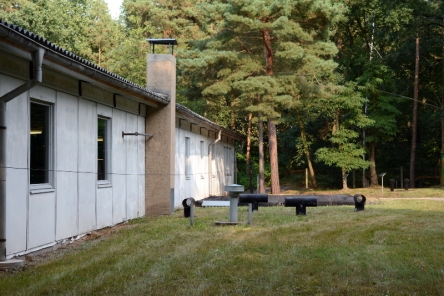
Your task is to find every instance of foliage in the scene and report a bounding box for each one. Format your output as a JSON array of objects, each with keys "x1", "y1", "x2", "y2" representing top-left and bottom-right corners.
[
  {"x1": 236, "y1": 151, "x2": 271, "y2": 189},
  {"x1": 2, "y1": 0, "x2": 444, "y2": 188},
  {"x1": 0, "y1": 0, "x2": 122, "y2": 66}
]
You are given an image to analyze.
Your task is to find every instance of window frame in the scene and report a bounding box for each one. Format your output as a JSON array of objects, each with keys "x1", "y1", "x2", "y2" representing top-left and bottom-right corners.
[
  {"x1": 97, "y1": 116, "x2": 112, "y2": 187},
  {"x1": 29, "y1": 100, "x2": 54, "y2": 192}
]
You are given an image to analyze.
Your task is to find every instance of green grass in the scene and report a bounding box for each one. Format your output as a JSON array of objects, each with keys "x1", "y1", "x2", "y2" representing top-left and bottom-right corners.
[{"x1": 2, "y1": 199, "x2": 444, "y2": 295}]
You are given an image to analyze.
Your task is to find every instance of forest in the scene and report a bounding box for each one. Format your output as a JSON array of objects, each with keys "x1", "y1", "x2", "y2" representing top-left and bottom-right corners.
[{"x1": 1, "y1": 0, "x2": 443, "y2": 191}]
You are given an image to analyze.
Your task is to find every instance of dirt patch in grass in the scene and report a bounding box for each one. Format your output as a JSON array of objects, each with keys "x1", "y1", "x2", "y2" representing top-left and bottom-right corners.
[{"x1": 10, "y1": 222, "x2": 138, "y2": 270}]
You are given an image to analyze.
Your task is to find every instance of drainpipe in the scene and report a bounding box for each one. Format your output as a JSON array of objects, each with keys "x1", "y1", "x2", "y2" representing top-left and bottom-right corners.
[
  {"x1": 208, "y1": 130, "x2": 221, "y2": 196},
  {"x1": 0, "y1": 47, "x2": 45, "y2": 261}
]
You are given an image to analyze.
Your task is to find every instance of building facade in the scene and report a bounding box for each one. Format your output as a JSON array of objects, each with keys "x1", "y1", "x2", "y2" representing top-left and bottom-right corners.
[{"x1": 0, "y1": 20, "x2": 241, "y2": 259}]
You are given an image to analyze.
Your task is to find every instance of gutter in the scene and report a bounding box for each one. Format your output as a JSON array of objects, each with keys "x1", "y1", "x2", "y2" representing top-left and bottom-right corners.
[
  {"x1": 208, "y1": 130, "x2": 221, "y2": 196},
  {"x1": 0, "y1": 46, "x2": 45, "y2": 262}
]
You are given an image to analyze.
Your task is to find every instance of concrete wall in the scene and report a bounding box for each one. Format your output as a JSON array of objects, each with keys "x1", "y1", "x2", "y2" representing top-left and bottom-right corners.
[{"x1": 1, "y1": 73, "x2": 146, "y2": 257}]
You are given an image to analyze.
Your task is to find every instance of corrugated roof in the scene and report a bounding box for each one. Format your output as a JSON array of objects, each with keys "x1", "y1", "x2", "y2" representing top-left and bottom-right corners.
[
  {"x1": 176, "y1": 104, "x2": 244, "y2": 140},
  {"x1": 0, "y1": 20, "x2": 168, "y2": 104}
]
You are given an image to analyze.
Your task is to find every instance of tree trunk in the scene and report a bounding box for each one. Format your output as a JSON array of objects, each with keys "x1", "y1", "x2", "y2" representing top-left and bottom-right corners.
[
  {"x1": 369, "y1": 142, "x2": 378, "y2": 186},
  {"x1": 268, "y1": 118, "x2": 280, "y2": 194},
  {"x1": 441, "y1": 24, "x2": 444, "y2": 187},
  {"x1": 342, "y1": 168, "x2": 349, "y2": 190},
  {"x1": 410, "y1": 36, "x2": 419, "y2": 188},
  {"x1": 246, "y1": 112, "x2": 252, "y2": 173},
  {"x1": 258, "y1": 113, "x2": 265, "y2": 193},
  {"x1": 296, "y1": 108, "x2": 317, "y2": 188},
  {"x1": 246, "y1": 112, "x2": 253, "y2": 191},
  {"x1": 261, "y1": 28, "x2": 280, "y2": 194}
]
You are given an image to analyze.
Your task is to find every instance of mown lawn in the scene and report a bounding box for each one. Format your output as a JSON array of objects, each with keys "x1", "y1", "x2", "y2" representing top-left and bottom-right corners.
[{"x1": 1, "y1": 198, "x2": 444, "y2": 295}]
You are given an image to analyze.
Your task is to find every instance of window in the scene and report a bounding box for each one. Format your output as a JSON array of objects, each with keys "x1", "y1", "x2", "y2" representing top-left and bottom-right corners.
[
  {"x1": 200, "y1": 141, "x2": 205, "y2": 159},
  {"x1": 185, "y1": 137, "x2": 190, "y2": 178},
  {"x1": 200, "y1": 141, "x2": 205, "y2": 179},
  {"x1": 224, "y1": 146, "x2": 232, "y2": 176},
  {"x1": 97, "y1": 117, "x2": 109, "y2": 181},
  {"x1": 30, "y1": 102, "x2": 52, "y2": 185}
]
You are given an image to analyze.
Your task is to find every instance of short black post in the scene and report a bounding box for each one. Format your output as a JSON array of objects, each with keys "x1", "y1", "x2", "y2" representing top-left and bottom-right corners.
[
  {"x1": 239, "y1": 193, "x2": 268, "y2": 212},
  {"x1": 239, "y1": 193, "x2": 268, "y2": 225},
  {"x1": 389, "y1": 179, "x2": 395, "y2": 192},
  {"x1": 284, "y1": 196, "x2": 317, "y2": 215},
  {"x1": 404, "y1": 178, "x2": 410, "y2": 190}
]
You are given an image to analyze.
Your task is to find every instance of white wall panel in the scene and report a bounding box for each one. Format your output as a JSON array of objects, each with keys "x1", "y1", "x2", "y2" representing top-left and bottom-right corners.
[
  {"x1": 78, "y1": 99, "x2": 97, "y2": 233},
  {"x1": 112, "y1": 175, "x2": 126, "y2": 224},
  {"x1": 55, "y1": 92, "x2": 78, "y2": 240},
  {"x1": 174, "y1": 129, "x2": 184, "y2": 208},
  {"x1": 55, "y1": 172, "x2": 77, "y2": 240},
  {"x1": 78, "y1": 174, "x2": 96, "y2": 233},
  {"x1": 78, "y1": 100, "x2": 96, "y2": 172},
  {"x1": 56, "y1": 92, "x2": 78, "y2": 171},
  {"x1": 137, "y1": 116, "x2": 145, "y2": 216},
  {"x1": 3, "y1": 75, "x2": 29, "y2": 254},
  {"x1": 28, "y1": 192, "x2": 55, "y2": 249},
  {"x1": 126, "y1": 113, "x2": 138, "y2": 219},
  {"x1": 126, "y1": 175, "x2": 138, "y2": 219},
  {"x1": 112, "y1": 109, "x2": 126, "y2": 223},
  {"x1": 97, "y1": 187, "x2": 113, "y2": 228},
  {"x1": 5, "y1": 168, "x2": 28, "y2": 254},
  {"x1": 3, "y1": 75, "x2": 28, "y2": 169}
]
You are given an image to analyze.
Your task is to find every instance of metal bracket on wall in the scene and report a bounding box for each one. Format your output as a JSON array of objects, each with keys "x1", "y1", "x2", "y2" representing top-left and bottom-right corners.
[{"x1": 122, "y1": 131, "x2": 154, "y2": 138}]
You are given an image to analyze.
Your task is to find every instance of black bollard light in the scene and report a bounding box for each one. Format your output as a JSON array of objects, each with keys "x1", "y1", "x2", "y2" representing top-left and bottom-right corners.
[
  {"x1": 404, "y1": 178, "x2": 410, "y2": 190},
  {"x1": 353, "y1": 194, "x2": 366, "y2": 211},
  {"x1": 389, "y1": 179, "x2": 395, "y2": 192},
  {"x1": 182, "y1": 198, "x2": 196, "y2": 226}
]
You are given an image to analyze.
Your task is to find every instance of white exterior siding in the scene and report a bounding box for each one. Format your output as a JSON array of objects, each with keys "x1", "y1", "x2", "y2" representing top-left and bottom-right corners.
[
  {"x1": 2, "y1": 73, "x2": 147, "y2": 257},
  {"x1": 55, "y1": 91, "x2": 79, "y2": 240},
  {"x1": 111, "y1": 109, "x2": 127, "y2": 225},
  {"x1": 4, "y1": 75, "x2": 28, "y2": 254},
  {"x1": 174, "y1": 127, "x2": 235, "y2": 208},
  {"x1": 78, "y1": 99, "x2": 97, "y2": 234},
  {"x1": 137, "y1": 116, "x2": 146, "y2": 217}
]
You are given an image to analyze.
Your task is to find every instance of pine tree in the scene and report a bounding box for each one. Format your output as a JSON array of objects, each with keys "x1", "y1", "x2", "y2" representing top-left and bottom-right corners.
[{"x1": 180, "y1": 0, "x2": 346, "y2": 193}]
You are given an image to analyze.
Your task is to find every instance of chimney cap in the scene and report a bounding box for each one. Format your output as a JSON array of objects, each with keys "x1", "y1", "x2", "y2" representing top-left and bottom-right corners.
[
  {"x1": 146, "y1": 39, "x2": 178, "y2": 45},
  {"x1": 146, "y1": 39, "x2": 178, "y2": 54}
]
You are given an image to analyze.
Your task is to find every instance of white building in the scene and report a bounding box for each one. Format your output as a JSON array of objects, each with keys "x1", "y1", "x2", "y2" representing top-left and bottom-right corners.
[
  {"x1": 174, "y1": 104, "x2": 242, "y2": 209},
  {"x1": 0, "y1": 20, "x2": 241, "y2": 260}
]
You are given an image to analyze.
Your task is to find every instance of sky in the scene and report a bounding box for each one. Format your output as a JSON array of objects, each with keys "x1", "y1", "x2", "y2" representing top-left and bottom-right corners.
[{"x1": 104, "y1": 0, "x2": 123, "y2": 20}]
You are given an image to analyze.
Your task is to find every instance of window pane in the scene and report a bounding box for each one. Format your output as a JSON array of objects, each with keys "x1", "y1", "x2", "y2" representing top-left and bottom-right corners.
[
  {"x1": 30, "y1": 103, "x2": 49, "y2": 184},
  {"x1": 98, "y1": 118, "x2": 107, "y2": 180},
  {"x1": 200, "y1": 141, "x2": 204, "y2": 158}
]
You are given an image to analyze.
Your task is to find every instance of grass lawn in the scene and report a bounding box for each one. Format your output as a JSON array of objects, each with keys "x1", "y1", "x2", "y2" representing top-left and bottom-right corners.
[{"x1": 1, "y1": 194, "x2": 444, "y2": 295}]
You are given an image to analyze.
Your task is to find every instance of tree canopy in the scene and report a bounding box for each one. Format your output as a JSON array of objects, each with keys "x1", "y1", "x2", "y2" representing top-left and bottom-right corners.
[{"x1": 2, "y1": 0, "x2": 444, "y2": 189}]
